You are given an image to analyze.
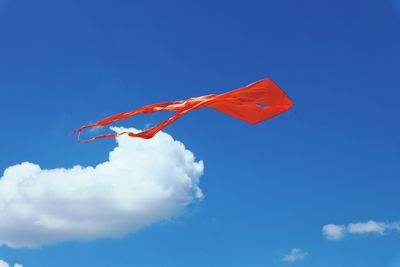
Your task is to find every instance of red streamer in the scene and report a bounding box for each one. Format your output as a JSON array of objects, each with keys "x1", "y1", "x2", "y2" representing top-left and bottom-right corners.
[{"x1": 72, "y1": 78, "x2": 294, "y2": 142}]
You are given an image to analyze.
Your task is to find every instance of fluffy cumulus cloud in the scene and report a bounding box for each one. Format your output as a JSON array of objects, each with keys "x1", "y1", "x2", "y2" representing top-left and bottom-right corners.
[
  {"x1": 322, "y1": 220, "x2": 400, "y2": 240},
  {"x1": 0, "y1": 127, "x2": 204, "y2": 248},
  {"x1": 0, "y1": 260, "x2": 8, "y2": 267},
  {"x1": 282, "y1": 248, "x2": 308, "y2": 263},
  {"x1": 0, "y1": 259, "x2": 23, "y2": 267}
]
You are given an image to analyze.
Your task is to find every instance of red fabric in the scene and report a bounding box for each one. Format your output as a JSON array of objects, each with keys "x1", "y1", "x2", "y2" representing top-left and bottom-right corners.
[{"x1": 72, "y1": 78, "x2": 294, "y2": 142}]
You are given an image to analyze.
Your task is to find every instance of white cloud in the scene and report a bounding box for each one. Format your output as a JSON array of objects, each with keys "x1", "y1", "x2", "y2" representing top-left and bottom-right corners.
[
  {"x1": 0, "y1": 259, "x2": 23, "y2": 267},
  {"x1": 323, "y1": 220, "x2": 400, "y2": 240},
  {"x1": 0, "y1": 260, "x2": 9, "y2": 267},
  {"x1": 0, "y1": 127, "x2": 204, "y2": 248},
  {"x1": 322, "y1": 224, "x2": 346, "y2": 240},
  {"x1": 348, "y1": 220, "x2": 385, "y2": 235},
  {"x1": 282, "y1": 248, "x2": 308, "y2": 263}
]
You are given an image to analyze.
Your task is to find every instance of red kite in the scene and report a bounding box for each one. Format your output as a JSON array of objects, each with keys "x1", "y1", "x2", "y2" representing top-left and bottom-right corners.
[{"x1": 73, "y1": 78, "x2": 293, "y2": 142}]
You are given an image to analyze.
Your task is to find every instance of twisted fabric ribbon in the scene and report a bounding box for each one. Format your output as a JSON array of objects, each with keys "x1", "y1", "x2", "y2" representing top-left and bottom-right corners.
[{"x1": 72, "y1": 78, "x2": 293, "y2": 142}]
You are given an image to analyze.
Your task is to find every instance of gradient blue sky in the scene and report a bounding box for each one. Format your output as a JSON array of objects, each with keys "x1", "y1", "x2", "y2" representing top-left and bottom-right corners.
[{"x1": 0, "y1": 0, "x2": 399, "y2": 266}]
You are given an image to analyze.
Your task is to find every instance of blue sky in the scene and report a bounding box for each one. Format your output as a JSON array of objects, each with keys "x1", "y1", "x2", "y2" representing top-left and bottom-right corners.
[{"x1": 0, "y1": 0, "x2": 399, "y2": 266}]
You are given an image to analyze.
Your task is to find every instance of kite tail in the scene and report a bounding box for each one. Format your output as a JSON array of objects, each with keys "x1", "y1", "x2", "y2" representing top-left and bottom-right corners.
[{"x1": 70, "y1": 100, "x2": 184, "y2": 142}]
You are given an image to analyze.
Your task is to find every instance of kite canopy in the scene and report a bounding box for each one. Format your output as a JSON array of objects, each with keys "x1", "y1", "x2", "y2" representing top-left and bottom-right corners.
[{"x1": 72, "y1": 78, "x2": 293, "y2": 142}]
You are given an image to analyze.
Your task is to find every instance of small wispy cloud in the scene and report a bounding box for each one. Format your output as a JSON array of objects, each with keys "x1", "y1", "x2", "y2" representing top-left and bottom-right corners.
[
  {"x1": 322, "y1": 224, "x2": 346, "y2": 240},
  {"x1": 322, "y1": 220, "x2": 400, "y2": 240},
  {"x1": 0, "y1": 259, "x2": 23, "y2": 267},
  {"x1": 348, "y1": 221, "x2": 385, "y2": 235},
  {"x1": 282, "y1": 248, "x2": 308, "y2": 263},
  {"x1": 88, "y1": 126, "x2": 103, "y2": 133}
]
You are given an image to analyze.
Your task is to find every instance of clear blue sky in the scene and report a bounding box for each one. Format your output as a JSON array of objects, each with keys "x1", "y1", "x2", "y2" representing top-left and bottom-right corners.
[{"x1": 0, "y1": 0, "x2": 399, "y2": 266}]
